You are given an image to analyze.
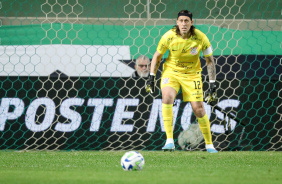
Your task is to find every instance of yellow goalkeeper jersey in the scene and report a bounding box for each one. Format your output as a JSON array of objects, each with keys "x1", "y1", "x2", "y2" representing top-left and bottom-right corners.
[{"x1": 157, "y1": 28, "x2": 212, "y2": 74}]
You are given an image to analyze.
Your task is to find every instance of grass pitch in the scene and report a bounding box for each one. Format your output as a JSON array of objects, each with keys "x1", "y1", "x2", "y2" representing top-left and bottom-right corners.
[{"x1": 0, "y1": 151, "x2": 281, "y2": 184}]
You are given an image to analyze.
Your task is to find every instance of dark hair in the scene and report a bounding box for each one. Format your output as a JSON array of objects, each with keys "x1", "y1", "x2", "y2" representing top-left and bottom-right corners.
[{"x1": 174, "y1": 10, "x2": 196, "y2": 37}]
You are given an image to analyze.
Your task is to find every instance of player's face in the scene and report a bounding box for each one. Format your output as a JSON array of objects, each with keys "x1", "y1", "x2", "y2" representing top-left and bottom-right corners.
[
  {"x1": 136, "y1": 60, "x2": 150, "y2": 77},
  {"x1": 177, "y1": 16, "x2": 193, "y2": 35}
]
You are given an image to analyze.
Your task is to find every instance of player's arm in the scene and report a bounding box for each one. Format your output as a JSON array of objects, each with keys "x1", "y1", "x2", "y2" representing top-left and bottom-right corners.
[
  {"x1": 146, "y1": 51, "x2": 163, "y2": 93},
  {"x1": 205, "y1": 54, "x2": 216, "y2": 81},
  {"x1": 203, "y1": 46, "x2": 217, "y2": 104},
  {"x1": 151, "y1": 51, "x2": 163, "y2": 75}
]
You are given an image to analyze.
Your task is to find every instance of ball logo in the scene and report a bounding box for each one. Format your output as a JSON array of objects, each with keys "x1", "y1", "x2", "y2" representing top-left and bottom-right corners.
[
  {"x1": 121, "y1": 151, "x2": 145, "y2": 171},
  {"x1": 190, "y1": 47, "x2": 198, "y2": 55}
]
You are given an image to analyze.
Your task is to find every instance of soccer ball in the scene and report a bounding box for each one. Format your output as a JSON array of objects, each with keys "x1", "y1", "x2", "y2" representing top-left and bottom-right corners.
[{"x1": 120, "y1": 151, "x2": 145, "y2": 171}]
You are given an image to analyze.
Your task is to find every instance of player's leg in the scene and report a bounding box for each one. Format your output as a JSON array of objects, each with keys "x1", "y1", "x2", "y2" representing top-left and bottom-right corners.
[
  {"x1": 161, "y1": 86, "x2": 177, "y2": 150},
  {"x1": 180, "y1": 74, "x2": 217, "y2": 153},
  {"x1": 160, "y1": 73, "x2": 180, "y2": 151},
  {"x1": 190, "y1": 101, "x2": 218, "y2": 153}
]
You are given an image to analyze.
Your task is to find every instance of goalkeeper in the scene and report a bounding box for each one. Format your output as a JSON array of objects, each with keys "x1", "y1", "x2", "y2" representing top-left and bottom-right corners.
[{"x1": 146, "y1": 9, "x2": 218, "y2": 153}]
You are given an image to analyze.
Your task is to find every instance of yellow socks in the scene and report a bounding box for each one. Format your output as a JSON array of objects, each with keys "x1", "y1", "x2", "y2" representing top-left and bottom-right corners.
[
  {"x1": 197, "y1": 114, "x2": 213, "y2": 145},
  {"x1": 162, "y1": 103, "x2": 174, "y2": 139},
  {"x1": 162, "y1": 103, "x2": 213, "y2": 147}
]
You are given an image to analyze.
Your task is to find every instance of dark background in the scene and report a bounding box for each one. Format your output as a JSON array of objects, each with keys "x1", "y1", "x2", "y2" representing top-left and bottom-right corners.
[{"x1": 0, "y1": 54, "x2": 281, "y2": 151}]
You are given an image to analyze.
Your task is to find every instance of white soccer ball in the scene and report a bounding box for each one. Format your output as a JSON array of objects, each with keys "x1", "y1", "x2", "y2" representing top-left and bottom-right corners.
[{"x1": 121, "y1": 151, "x2": 145, "y2": 171}]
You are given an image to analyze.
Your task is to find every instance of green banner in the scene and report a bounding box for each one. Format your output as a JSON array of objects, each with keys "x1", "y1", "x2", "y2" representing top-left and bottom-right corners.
[{"x1": 1, "y1": 23, "x2": 281, "y2": 56}]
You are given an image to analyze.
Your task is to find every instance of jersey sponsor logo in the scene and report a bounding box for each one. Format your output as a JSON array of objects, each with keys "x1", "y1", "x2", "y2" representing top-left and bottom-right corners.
[
  {"x1": 175, "y1": 62, "x2": 192, "y2": 69},
  {"x1": 190, "y1": 47, "x2": 198, "y2": 55},
  {"x1": 181, "y1": 49, "x2": 187, "y2": 53},
  {"x1": 162, "y1": 77, "x2": 170, "y2": 84},
  {"x1": 177, "y1": 60, "x2": 193, "y2": 64},
  {"x1": 167, "y1": 37, "x2": 173, "y2": 41},
  {"x1": 192, "y1": 91, "x2": 203, "y2": 96},
  {"x1": 159, "y1": 44, "x2": 165, "y2": 52}
]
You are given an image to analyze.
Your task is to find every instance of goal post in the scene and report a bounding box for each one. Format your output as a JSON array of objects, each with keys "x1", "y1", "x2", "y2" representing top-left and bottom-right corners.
[{"x1": 0, "y1": 0, "x2": 281, "y2": 151}]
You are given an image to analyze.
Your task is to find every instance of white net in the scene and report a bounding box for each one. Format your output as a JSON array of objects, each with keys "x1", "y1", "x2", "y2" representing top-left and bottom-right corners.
[{"x1": 0, "y1": 0, "x2": 281, "y2": 151}]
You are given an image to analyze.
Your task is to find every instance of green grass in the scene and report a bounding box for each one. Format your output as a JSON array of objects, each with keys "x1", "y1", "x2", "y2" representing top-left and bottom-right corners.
[{"x1": 0, "y1": 151, "x2": 281, "y2": 184}]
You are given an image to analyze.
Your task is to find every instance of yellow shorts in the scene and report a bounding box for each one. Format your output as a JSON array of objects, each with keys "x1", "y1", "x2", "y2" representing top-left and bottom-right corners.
[{"x1": 160, "y1": 70, "x2": 203, "y2": 102}]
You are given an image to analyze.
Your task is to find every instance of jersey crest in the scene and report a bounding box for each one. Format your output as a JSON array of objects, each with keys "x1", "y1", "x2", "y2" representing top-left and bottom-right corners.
[
  {"x1": 162, "y1": 77, "x2": 170, "y2": 84},
  {"x1": 190, "y1": 47, "x2": 198, "y2": 55}
]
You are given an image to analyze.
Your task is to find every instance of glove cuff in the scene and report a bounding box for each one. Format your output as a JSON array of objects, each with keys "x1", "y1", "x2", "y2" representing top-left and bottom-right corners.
[
  {"x1": 149, "y1": 73, "x2": 155, "y2": 80},
  {"x1": 209, "y1": 82, "x2": 216, "y2": 89}
]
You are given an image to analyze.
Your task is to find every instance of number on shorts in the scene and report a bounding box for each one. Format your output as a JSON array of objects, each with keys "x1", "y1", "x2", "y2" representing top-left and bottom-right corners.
[{"x1": 193, "y1": 81, "x2": 201, "y2": 89}]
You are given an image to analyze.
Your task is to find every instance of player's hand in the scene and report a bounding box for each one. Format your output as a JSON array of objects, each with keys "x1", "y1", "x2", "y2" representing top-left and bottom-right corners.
[
  {"x1": 145, "y1": 74, "x2": 155, "y2": 94},
  {"x1": 204, "y1": 82, "x2": 217, "y2": 105}
]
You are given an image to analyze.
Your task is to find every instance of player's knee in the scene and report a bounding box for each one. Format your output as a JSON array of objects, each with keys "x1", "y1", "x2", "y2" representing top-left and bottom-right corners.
[
  {"x1": 162, "y1": 91, "x2": 176, "y2": 104},
  {"x1": 162, "y1": 94, "x2": 175, "y2": 104},
  {"x1": 193, "y1": 108, "x2": 206, "y2": 118}
]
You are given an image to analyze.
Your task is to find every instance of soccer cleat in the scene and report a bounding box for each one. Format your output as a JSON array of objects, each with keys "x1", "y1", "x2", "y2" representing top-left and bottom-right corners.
[
  {"x1": 207, "y1": 148, "x2": 218, "y2": 153},
  {"x1": 162, "y1": 143, "x2": 175, "y2": 152}
]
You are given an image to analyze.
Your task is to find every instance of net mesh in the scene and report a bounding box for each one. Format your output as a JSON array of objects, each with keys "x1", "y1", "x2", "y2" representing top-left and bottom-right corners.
[{"x1": 0, "y1": 0, "x2": 281, "y2": 151}]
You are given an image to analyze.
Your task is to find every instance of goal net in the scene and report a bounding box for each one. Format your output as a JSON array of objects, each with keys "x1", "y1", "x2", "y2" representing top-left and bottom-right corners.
[{"x1": 0, "y1": 0, "x2": 281, "y2": 151}]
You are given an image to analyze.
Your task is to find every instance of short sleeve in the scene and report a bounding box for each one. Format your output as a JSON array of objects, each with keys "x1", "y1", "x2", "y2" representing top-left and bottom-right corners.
[
  {"x1": 157, "y1": 35, "x2": 168, "y2": 55},
  {"x1": 202, "y1": 33, "x2": 211, "y2": 50}
]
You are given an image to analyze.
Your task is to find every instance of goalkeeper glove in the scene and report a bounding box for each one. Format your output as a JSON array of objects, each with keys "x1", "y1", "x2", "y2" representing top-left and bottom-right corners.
[
  {"x1": 204, "y1": 82, "x2": 218, "y2": 105},
  {"x1": 145, "y1": 74, "x2": 155, "y2": 94}
]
